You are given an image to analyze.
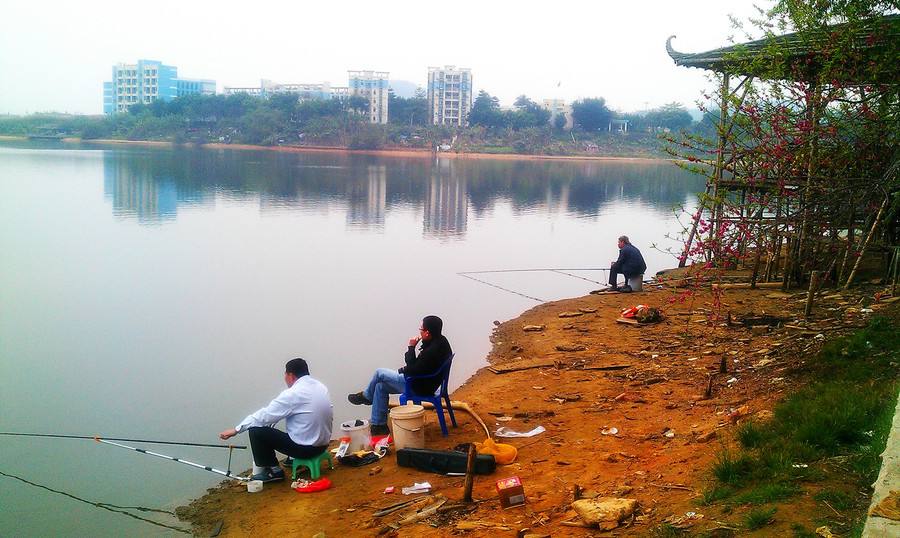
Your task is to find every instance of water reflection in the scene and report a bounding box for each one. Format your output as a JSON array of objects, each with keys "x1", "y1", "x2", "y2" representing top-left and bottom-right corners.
[
  {"x1": 99, "y1": 147, "x2": 704, "y2": 236},
  {"x1": 424, "y1": 160, "x2": 467, "y2": 238}
]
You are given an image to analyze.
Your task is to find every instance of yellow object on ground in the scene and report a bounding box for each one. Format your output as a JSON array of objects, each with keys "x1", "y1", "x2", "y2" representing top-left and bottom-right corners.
[{"x1": 475, "y1": 437, "x2": 517, "y2": 464}]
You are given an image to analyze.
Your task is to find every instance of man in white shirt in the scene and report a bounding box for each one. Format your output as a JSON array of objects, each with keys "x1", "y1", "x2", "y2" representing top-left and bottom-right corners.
[{"x1": 219, "y1": 358, "x2": 333, "y2": 483}]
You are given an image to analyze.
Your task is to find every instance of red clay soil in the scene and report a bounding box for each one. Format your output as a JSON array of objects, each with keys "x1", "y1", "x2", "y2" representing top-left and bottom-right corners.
[{"x1": 176, "y1": 284, "x2": 895, "y2": 536}]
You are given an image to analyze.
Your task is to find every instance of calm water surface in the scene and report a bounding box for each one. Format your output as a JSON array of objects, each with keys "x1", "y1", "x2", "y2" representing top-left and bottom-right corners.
[{"x1": 0, "y1": 141, "x2": 703, "y2": 535}]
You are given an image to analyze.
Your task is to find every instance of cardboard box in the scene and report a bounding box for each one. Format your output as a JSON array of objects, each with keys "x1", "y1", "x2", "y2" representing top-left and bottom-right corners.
[{"x1": 496, "y1": 476, "x2": 525, "y2": 508}]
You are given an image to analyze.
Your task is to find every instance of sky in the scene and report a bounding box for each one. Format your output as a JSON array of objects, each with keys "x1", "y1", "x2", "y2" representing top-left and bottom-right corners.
[{"x1": 0, "y1": 0, "x2": 768, "y2": 116}]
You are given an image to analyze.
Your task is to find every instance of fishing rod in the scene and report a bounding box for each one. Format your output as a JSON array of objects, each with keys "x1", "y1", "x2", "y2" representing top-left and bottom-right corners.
[
  {"x1": 457, "y1": 267, "x2": 612, "y2": 301},
  {"x1": 458, "y1": 267, "x2": 610, "y2": 274},
  {"x1": 95, "y1": 438, "x2": 251, "y2": 482},
  {"x1": 457, "y1": 273, "x2": 544, "y2": 302},
  {"x1": 0, "y1": 432, "x2": 246, "y2": 450}
]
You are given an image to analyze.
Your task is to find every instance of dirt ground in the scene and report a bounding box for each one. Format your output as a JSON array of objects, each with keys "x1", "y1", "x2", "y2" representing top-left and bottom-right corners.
[{"x1": 177, "y1": 280, "x2": 897, "y2": 537}]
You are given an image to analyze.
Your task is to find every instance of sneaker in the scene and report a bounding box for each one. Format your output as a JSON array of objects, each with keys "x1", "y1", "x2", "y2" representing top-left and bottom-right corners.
[
  {"x1": 620, "y1": 285, "x2": 632, "y2": 293},
  {"x1": 282, "y1": 457, "x2": 294, "y2": 467},
  {"x1": 370, "y1": 423, "x2": 390, "y2": 436},
  {"x1": 251, "y1": 468, "x2": 285, "y2": 483},
  {"x1": 348, "y1": 392, "x2": 372, "y2": 405}
]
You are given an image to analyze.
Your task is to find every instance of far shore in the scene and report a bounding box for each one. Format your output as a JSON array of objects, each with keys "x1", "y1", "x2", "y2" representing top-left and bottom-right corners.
[{"x1": 0, "y1": 134, "x2": 676, "y2": 164}]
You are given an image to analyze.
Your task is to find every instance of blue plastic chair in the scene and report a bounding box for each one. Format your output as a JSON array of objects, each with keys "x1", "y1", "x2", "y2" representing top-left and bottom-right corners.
[{"x1": 399, "y1": 353, "x2": 457, "y2": 436}]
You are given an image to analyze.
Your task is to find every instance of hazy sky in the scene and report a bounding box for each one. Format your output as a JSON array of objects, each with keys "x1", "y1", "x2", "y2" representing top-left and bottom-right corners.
[{"x1": 0, "y1": 0, "x2": 767, "y2": 115}]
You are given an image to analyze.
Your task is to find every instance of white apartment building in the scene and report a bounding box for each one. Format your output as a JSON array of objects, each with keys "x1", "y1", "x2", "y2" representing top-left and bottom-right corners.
[
  {"x1": 542, "y1": 98, "x2": 573, "y2": 129},
  {"x1": 348, "y1": 70, "x2": 389, "y2": 124},
  {"x1": 427, "y1": 66, "x2": 473, "y2": 127}
]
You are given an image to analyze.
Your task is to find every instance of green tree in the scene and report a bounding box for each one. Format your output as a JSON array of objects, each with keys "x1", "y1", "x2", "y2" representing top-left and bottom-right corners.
[
  {"x1": 646, "y1": 102, "x2": 693, "y2": 131},
  {"x1": 469, "y1": 90, "x2": 506, "y2": 129},
  {"x1": 553, "y1": 113, "x2": 568, "y2": 131},
  {"x1": 509, "y1": 95, "x2": 551, "y2": 129},
  {"x1": 571, "y1": 97, "x2": 613, "y2": 131},
  {"x1": 388, "y1": 89, "x2": 428, "y2": 126}
]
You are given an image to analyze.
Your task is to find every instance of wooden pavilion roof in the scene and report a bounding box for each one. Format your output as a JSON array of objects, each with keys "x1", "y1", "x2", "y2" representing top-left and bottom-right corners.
[{"x1": 666, "y1": 14, "x2": 900, "y2": 83}]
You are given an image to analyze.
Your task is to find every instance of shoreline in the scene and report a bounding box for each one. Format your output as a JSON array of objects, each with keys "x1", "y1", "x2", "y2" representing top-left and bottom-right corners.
[
  {"x1": 176, "y1": 281, "x2": 898, "y2": 536},
  {"x1": 0, "y1": 135, "x2": 676, "y2": 164}
]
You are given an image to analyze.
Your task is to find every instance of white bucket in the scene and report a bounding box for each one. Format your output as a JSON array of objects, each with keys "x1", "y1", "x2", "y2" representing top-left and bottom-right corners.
[
  {"x1": 389, "y1": 403, "x2": 425, "y2": 450},
  {"x1": 246, "y1": 480, "x2": 263, "y2": 493},
  {"x1": 627, "y1": 275, "x2": 644, "y2": 292},
  {"x1": 340, "y1": 419, "x2": 371, "y2": 452}
]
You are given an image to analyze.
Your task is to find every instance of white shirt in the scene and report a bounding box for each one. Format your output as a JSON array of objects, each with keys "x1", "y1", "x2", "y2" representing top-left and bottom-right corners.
[{"x1": 235, "y1": 375, "x2": 333, "y2": 446}]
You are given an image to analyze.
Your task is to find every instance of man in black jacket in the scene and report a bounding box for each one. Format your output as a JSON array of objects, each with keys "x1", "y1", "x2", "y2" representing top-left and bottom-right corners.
[
  {"x1": 348, "y1": 315, "x2": 452, "y2": 436},
  {"x1": 609, "y1": 235, "x2": 647, "y2": 292}
]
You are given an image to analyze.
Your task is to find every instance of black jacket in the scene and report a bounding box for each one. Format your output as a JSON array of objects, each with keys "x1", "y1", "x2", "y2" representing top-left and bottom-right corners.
[
  {"x1": 615, "y1": 243, "x2": 647, "y2": 277},
  {"x1": 399, "y1": 334, "x2": 452, "y2": 396}
]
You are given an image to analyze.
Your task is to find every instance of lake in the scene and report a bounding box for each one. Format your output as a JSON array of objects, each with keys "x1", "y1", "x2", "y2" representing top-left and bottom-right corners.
[{"x1": 0, "y1": 141, "x2": 704, "y2": 535}]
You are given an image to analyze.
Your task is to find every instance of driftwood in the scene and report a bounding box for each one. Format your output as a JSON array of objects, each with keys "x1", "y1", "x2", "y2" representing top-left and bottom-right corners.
[
  {"x1": 488, "y1": 358, "x2": 556, "y2": 374},
  {"x1": 379, "y1": 495, "x2": 447, "y2": 534}
]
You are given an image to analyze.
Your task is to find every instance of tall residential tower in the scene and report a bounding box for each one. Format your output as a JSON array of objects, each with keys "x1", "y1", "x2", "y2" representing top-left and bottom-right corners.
[{"x1": 427, "y1": 66, "x2": 473, "y2": 126}]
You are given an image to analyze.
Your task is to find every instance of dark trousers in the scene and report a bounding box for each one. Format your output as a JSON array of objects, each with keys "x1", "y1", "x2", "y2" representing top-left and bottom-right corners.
[
  {"x1": 609, "y1": 262, "x2": 626, "y2": 287},
  {"x1": 248, "y1": 427, "x2": 327, "y2": 467}
]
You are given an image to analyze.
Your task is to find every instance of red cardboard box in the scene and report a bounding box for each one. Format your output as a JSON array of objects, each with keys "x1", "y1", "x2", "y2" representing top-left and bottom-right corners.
[{"x1": 496, "y1": 476, "x2": 525, "y2": 508}]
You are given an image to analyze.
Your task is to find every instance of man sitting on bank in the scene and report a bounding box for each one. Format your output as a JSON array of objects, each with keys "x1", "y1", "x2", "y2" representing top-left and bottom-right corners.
[
  {"x1": 609, "y1": 235, "x2": 647, "y2": 292},
  {"x1": 219, "y1": 358, "x2": 333, "y2": 483},
  {"x1": 347, "y1": 315, "x2": 452, "y2": 436}
]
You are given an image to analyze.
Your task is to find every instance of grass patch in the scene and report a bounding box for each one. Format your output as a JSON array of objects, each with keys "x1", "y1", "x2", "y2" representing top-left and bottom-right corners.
[
  {"x1": 813, "y1": 489, "x2": 855, "y2": 511},
  {"x1": 712, "y1": 448, "x2": 754, "y2": 485},
  {"x1": 699, "y1": 485, "x2": 735, "y2": 505},
  {"x1": 652, "y1": 523, "x2": 688, "y2": 537},
  {"x1": 703, "y1": 316, "x2": 899, "y2": 529},
  {"x1": 732, "y1": 482, "x2": 801, "y2": 505},
  {"x1": 744, "y1": 506, "x2": 776, "y2": 530},
  {"x1": 791, "y1": 523, "x2": 817, "y2": 537}
]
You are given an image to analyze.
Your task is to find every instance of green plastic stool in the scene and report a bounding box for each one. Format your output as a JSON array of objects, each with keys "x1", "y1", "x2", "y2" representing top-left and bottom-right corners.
[{"x1": 291, "y1": 451, "x2": 333, "y2": 480}]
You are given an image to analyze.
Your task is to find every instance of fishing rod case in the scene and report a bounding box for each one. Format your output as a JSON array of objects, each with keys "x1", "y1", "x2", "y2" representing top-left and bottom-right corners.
[{"x1": 396, "y1": 448, "x2": 496, "y2": 475}]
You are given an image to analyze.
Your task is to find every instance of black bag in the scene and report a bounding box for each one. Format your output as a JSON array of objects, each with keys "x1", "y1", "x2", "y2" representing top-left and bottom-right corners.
[{"x1": 396, "y1": 448, "x2": 496, "y2": 475}]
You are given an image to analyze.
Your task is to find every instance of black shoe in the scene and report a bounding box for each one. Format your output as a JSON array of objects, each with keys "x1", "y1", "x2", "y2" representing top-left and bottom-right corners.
[
  {"x1": 620, "y1": 285, "x2": 632, "y2": 293},
  {"x1": 282, "y1": 457, "x2": 294, "y2": 467},
  {"x1": 370, "y1": 424, "x2": 390, "y2": 436},
  {"x1": 251, "y1": 468, "x2": 285, "y2": 483},
  {"x1": 348, "y1": 392, "x2": 372, "y2": 405}
]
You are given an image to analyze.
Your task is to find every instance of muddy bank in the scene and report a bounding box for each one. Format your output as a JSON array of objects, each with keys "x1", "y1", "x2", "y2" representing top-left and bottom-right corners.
[
  {"x1": 176, "y1": 281, "x2": 896, "y2": 536},
  {"x1": 29, "y1": 137, "x2": 674, "y2": 163}
]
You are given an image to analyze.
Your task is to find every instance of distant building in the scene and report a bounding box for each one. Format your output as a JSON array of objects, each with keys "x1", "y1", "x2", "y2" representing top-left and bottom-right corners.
[
  {"x1": 224, "y1": 73, "x2": 385, "y2": 124},
  {"x1": 541, "y1": 98, "x2": 573, "y2": 129},
  {"x1": 103, "y1": 59, "x2": 214, "y2": 114},
  {"x1": 427, "y1": 66, "x2": 473, "y2": 126},
  {"x1": 348, "y1": 70, "x2": 389, "y2": 124},
  {"x1": 224, "y1": 79, "x2": 348, "y2": 100}
]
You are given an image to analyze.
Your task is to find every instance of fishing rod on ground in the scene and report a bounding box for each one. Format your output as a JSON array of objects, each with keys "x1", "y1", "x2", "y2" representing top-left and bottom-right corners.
[{"x1": 0, "y1": 432, "x2": 250, "y2": 482}]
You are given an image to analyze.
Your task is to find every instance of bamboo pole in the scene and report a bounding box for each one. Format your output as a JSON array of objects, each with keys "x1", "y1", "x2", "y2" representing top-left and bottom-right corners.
[
  {"x1": 844, "y1": 195, "x2": 889, "y2": 290},
  {"x1": 804, "y1": 271, "x2": 822, "y2": 319}
]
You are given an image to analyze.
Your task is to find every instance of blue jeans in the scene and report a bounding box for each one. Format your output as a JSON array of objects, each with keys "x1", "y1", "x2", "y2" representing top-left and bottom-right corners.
[{"x1": 363, "y1": 368, "x2": 406, "y2": 426}]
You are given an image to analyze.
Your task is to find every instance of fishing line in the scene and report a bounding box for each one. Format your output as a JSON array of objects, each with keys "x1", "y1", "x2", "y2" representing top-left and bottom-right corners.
[
  {"x1": 0, "y1": 470, "x2": 190, "y2": 534},
  {"x1": 0, "y1": 432, "x2": 246, "y2": 450}
]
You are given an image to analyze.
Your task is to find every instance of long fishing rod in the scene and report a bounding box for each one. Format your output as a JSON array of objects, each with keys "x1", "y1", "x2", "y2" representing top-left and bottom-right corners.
[
  {"x1": 0, "y1": 432, "x2": 246, "y2": 450},
  {"x1": 95, "y1": 438, "x2": 251, "y2": 482},
  {"x1": 457, "y1": 273, "x2": 544, "y2": 302},
  {"x1": 458, "y1": 267, "x2": 610, "y2": 274}
]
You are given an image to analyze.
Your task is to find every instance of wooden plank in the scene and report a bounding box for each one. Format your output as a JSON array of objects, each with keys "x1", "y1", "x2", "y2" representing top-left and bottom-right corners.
[{"x1": 615, "y1": 317, "x2": 639, "y2": 325}]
